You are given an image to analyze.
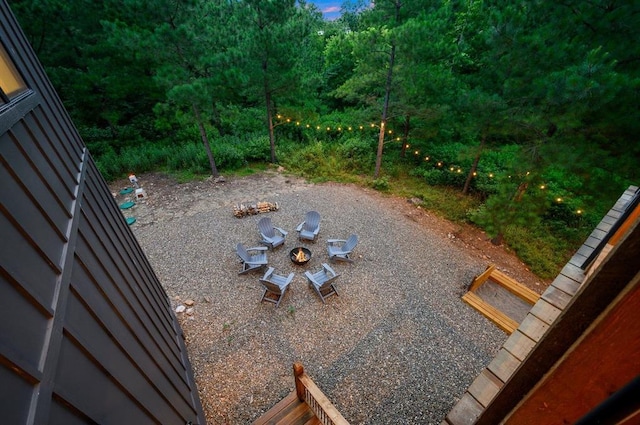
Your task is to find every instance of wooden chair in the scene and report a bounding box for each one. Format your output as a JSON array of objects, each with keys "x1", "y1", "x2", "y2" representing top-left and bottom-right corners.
[
  {"x1": 236, "y1": 243, "x2": 268, "y2": 275},
  {"x1": 259, "y1": 267, "x2": 294, "y2": 308},
  {"x1": 257, "y1": 216, "x2": 287, "y2": 250},
  {"x1": 305, "y1": 263, "x2": 340, "y2": 303},
  {"x1": 327, "y1": 234, "x2": 358, "y2": 263},
  {"x1": 296, "y1": 211, "x2": 320, "y2": 242}
]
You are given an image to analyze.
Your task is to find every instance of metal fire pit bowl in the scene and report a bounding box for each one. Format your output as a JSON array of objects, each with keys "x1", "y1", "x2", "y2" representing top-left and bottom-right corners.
[{"x1": 290, "y1": 247, "x2": 312, "y2": 265}]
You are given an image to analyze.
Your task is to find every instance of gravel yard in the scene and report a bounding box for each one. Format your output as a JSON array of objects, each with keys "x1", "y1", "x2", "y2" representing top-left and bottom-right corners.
[{"x1": 112, "y1": 170, "x2": 547, "y2": 424}]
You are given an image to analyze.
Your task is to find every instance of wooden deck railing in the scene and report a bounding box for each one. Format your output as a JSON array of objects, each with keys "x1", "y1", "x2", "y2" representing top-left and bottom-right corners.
[{"x1": 293, "y1": 363, "x2": 350, "y2": 425}]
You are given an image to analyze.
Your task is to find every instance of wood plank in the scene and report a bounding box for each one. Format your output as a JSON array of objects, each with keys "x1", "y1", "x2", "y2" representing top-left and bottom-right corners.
[
  {"x1": 462, "y1": 292, "x2": 518, "y2": 334},
  {"x1": 551, "y1": 274, "x2": 581, "y2": 296},
  {"x1": 445, "y1": 393, "x2": 484, "y2": 425},
  {"x1": 490, "y1": 270, "x2": 540, "y2": 304},
  {"x1": 541, "y1": 286, "x2": 573, "y2": 310},
  {"x1": 253, "y1": 391, "x2": 320, "y2": 425},
  {"x1": 518, "y1": 314, "x2": 549, "y2": 342},
  {"x1": 468, "y1": 369, "x2": 503, "y2": 407},
  {"x1": 298, "y1": 375, "x2": 349, "y2": 424},
  {"x1": 529, "y1": 299, "x2": 561, "y2": 325},
  {"x1": 503, "y1": 330, "x2": 536, "y2": 362},
  {"x1": 487, "y1": 349, "x2": 521, "y2": 383},
  {"x1": 469, "y1": 264, "x2": 496, "y2": 292}
]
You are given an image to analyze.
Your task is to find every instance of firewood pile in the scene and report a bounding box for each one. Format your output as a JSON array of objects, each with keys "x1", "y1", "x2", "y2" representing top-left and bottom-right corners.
[{"x1": 233, "y1": 201, "x2": 279, "y2": 218}]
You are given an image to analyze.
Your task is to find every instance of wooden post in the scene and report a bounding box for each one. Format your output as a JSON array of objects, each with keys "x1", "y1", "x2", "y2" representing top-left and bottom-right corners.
[{"x1": 293, "y1": 362, "x2": 305, "y2": 401}]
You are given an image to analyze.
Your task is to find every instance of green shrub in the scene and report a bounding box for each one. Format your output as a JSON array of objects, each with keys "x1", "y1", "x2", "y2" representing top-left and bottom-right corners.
[
  {"x1": 232, "y1": 134, "x2": 272, "y2": 162},
  {"x1": 372, "y1": 176, "x2": 390, "y2": 191},
  {"x1": 337, "y1": 137, "x2": 375, "y2": 172},
  {"x1": 166, "y1": 143, "x2": 209, "y2": 174},
  {"x1": 212, "y1": 143, "x2": 245, "y2": 170}
]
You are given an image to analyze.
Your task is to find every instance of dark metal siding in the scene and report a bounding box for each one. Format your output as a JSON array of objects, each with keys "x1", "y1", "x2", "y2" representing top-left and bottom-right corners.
[{"x1": 0, "y1": 1, "x2": 205, "y2": 423}]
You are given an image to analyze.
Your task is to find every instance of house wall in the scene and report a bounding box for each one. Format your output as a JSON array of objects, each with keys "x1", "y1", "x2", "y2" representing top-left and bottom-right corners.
[
  {"x1": 446, "y1": 186, "x2": 640, "y2": 425},
  {"x1": 0, "y1": 1, "x2": 205, "y2": 423},
  {"x1": 505, "y1": 275, "x2": 640, "y2": 423}
]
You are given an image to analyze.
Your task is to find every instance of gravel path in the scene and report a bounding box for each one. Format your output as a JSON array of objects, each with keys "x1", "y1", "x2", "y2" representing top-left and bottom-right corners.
[{"x1": 115, "y1": 171, "x2": 538, "y2": 424}]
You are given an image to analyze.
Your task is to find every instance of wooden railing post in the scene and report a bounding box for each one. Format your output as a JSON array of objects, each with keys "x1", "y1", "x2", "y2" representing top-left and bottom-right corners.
[{"x1": 293, "y1": 362, "x2": 305, "y2": 401}]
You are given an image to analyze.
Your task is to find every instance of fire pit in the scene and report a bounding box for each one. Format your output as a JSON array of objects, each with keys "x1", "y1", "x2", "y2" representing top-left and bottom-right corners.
[{"x1": 290, "y1": 247, "x2": 312, "y2": 265}]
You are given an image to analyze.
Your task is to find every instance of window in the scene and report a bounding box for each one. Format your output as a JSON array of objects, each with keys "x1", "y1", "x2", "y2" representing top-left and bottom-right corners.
[{"x1": 0, "y1": 41, "x2": 27, "y2": 103}]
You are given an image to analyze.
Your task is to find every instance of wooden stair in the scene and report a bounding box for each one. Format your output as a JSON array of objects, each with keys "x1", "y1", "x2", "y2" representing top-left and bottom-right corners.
[
  {"x1": 463, "y1": 264, "x2": 540, "y2": 334},
  {"x1": 253, "y1": 391, "x2": 320, "y2": 425},
  {"x1": 253, "y1": 363, "x2": 349, "y2": 425}
]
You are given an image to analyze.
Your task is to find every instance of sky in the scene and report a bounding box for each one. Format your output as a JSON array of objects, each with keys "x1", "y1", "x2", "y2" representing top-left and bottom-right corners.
[{"x1": 309, "y1": 1, "x2": 344, "y2": 21}]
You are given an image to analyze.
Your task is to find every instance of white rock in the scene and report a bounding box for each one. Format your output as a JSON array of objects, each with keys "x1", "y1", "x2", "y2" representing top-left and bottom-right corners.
[{"x1": 175, "y1": 305, "x2": 186, "y2": 313}]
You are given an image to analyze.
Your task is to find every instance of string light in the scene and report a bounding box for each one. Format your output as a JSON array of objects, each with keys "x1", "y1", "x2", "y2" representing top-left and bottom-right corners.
[{"x1": 271, "y1": 114, "x2": 587, "y2": 216}]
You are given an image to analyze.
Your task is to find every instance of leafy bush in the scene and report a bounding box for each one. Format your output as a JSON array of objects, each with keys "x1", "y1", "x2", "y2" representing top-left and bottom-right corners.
[
  {"x1": 337, "y1": 136, "x2": 375, "y2": 172},
  {"x1": 166, "y1": 143, "x2": 209, "y2": 174},
  {"x1": 231, "y1": 134, "x2": 272, "y2": 162},
  {"x1": 372, "y1": 176, "x2": 390, "y2": 191},
  {"x1": 212, "y1": 143, "x2": 245, "y2": 170}
]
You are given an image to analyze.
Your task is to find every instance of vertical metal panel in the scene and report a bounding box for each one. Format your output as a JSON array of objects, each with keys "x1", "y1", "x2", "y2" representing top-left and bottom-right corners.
[
  {"x1": 0, "y1": 1, "x2": 205, "y2": 424},
  {"x1": 0, "y1": 363, "x2": 35, "y2": 424},
  {"x1": 0, "y1": 274, "x2": 50, "y2": 373}
]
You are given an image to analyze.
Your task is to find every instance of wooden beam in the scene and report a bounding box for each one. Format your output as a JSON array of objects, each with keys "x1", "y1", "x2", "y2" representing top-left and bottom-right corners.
[
  {"x1": 489, "y1": 269, "x2": 540, "y2": 304},
  {"x1": 469, "y1": 264, "x2": 496, "y2": 292},
  {"x1": 462, "y1": 291, "x2": 518, "y2": 334}
]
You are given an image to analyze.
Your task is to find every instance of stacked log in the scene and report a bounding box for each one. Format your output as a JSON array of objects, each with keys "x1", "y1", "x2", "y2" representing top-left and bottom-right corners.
[{"x1": 233, "y1": 201, "x2": 279, "y2": 218}]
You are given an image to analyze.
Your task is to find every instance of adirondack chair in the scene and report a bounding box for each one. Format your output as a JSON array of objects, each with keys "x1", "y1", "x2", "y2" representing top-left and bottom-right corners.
[
  {"x1": 296, "y1": 210, "x2": 321, "y2": 241},
  {"x1": 236, "y1": 243, "x2": 268, "y2": 275},
  {"x1": 259, "y1": 267, "x2": 294, "y2": 307},
  {"x1": 257, "y1": 216, "x2": 288, "y2": 250},
  {"x1": 327, "y1": 234, "x2": 358, "y2": 263},
  {"x1": 305, "y1": 263, "x2": 340, "y2": 303}
]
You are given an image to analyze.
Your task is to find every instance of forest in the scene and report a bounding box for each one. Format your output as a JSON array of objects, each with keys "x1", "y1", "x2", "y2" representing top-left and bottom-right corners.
[{"x1": 10, "y1": 0, "x2": 640, "y2": 279}]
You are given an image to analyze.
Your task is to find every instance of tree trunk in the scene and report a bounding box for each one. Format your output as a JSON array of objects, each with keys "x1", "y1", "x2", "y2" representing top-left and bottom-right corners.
[
  {"x1": 462, "y1": 133, "x2": 487, "y2": 194},
  {"x1": 374, "y1": 42, "x2": 396, "y2": 178},
  {"x1": 263, "y1": 59, "x2": 277, "y2": 164},
  {"x1": 192, "y1": 103, "x2": 219, "y2": 177},
  {"x1": 401, "y1": 114, "x2": 410, "y2": 158},
  {"x1": 374, "y1": 1, "x2": 401, "y2": 178}
]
